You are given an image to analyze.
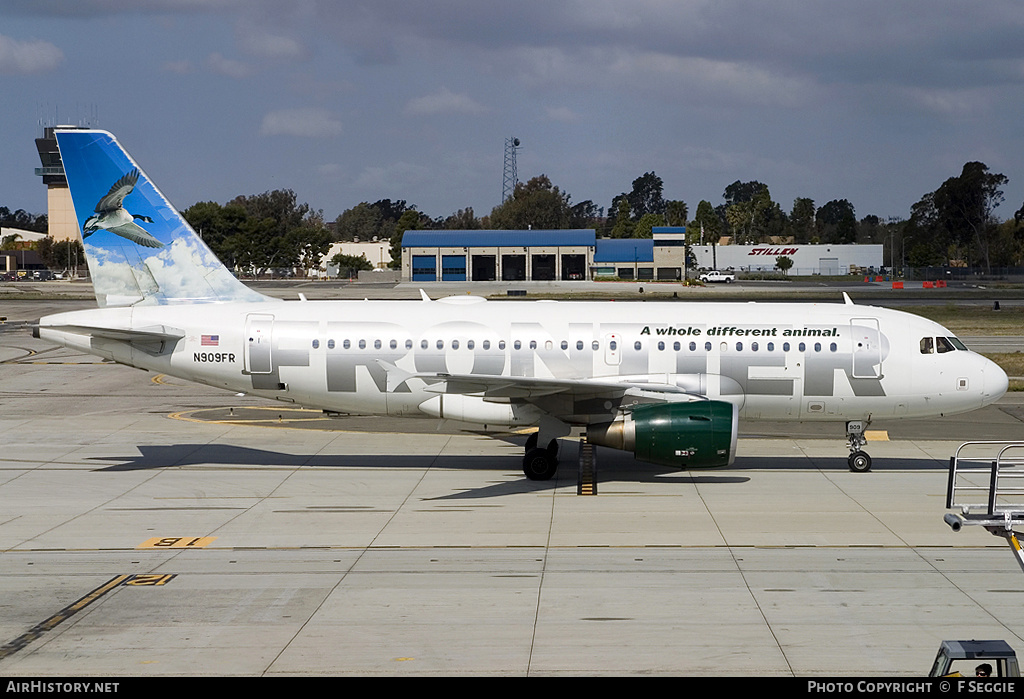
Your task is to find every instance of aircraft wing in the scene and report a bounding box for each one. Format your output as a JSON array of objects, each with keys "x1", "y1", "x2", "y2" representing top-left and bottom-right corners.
[{"x1": 377, "y1": 360, "x2": 696, "y2": 402}]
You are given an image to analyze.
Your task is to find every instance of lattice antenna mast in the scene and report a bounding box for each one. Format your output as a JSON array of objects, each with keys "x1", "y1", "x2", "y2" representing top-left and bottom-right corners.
[{"x1": 502, "y1": 137, "x2": 521, "y2": 203}]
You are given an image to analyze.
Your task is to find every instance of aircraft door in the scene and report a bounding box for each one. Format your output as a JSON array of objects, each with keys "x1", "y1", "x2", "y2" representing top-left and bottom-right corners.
[
  {"x1": 604, "y1": 333, "x2": 621, "y2": 366},
  {"x1": 850, "y1": 317, "x2": 882, "y2": 378},
  {"x1": 245, "y1": 313, "x2": 274, "y2": 374}
]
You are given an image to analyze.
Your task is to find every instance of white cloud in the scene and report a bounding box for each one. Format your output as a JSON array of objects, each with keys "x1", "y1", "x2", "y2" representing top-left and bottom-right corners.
[
  {"x1": 405, "y1": 87, "x2": 487, "y2": 116},
  {"x1": 510, "y1": 46, "x2": 812, "y2": 108},
  {"x1": 354, "y1": 162, "x2": 432, "y2": 193},
  {"x1": 0, "y1": 34, "x2": 63, "y2": 74},
  {"x1": 88, "y1": 245, "x2": 152, "y2": 306},
  {"x1": 901, "y1": 86, "x2": 996, "y2": 117},
  {"x1": 207, "y1": 52, "x2": 252, "y2": 79},
  {"x1": 161, "y1": 59, "x2": 193, "y2": 74},
  {"x1": 260, "y1": 108, "x2": 342, "y2": 137},
  {"x1": 88, "y1": 237, "x2": 264, "y2": 306},
  {"x1": 545, "y1": 106, "x2": 580, "y2": 123},
  {"x1": 237, "y1": 23, "x2": 305, "y2": 60},
  {"x1": 142, "y1": 237, "x2": 264, "y2": 303}
]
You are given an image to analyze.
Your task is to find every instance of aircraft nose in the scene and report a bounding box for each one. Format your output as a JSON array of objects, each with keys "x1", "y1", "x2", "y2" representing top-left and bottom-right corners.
[{"x1": 982, "y1": 357, "x2": 1009, "y2": 405}]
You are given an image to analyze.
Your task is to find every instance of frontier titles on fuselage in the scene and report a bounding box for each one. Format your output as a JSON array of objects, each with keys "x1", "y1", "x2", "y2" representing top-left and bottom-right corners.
[{"x1": 640, "y1": 325, "x2": 840, "y2": 337}]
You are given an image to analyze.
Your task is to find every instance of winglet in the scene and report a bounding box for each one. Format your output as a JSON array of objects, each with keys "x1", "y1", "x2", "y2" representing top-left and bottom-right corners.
[
  {"x1": 420, "y1": 289, "x2": 431, "y2": 302},
  {"x1": 843, "y1": 292, "x2": 854, "y2": 305}
]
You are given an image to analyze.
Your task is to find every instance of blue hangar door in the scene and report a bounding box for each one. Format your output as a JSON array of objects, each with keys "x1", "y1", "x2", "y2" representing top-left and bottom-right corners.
[
  {"x1": 441, "y1": 255, "x2": 467, "y2": 281},
  {"x1": 412, "y1": 255, "x2": 437, "y2": 281}
]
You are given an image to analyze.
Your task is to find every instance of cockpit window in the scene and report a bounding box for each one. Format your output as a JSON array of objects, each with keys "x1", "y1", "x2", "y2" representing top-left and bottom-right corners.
[{"x1": 922, "y1": 336, "x2": 967, "y2": 354}]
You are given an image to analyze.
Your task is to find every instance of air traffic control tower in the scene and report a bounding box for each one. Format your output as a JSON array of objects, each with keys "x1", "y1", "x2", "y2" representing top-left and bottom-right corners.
[{"x1": 34, "y1": 126, "x2": 88, "y2": 243}]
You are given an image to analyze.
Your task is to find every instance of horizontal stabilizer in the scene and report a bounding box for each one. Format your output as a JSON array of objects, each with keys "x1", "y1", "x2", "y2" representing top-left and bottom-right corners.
[{"x1": 42, "y1": 324, "x2": 185, "y2": 343}]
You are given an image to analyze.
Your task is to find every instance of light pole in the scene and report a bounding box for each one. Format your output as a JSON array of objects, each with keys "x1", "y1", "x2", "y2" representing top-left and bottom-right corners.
[{"x1": 888, "y1": 229, "x2": 894, "y2": 276}]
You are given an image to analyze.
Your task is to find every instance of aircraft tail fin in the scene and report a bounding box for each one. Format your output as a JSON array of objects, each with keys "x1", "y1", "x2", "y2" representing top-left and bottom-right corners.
[{"x1": 54, "y1": 129, "x2": 269, "y2": 307}]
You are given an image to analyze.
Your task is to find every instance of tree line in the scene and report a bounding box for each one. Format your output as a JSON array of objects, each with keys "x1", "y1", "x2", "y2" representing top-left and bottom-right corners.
[
  {"x1": 4, "y1": 161, "x2": 1024, "y2": 275},
  {"x1": 181, "y1": 190, "x2": 332, "y2": 277},
  {"x1": 331, "y1": 164, "x2": 1024, "y2": 272}
]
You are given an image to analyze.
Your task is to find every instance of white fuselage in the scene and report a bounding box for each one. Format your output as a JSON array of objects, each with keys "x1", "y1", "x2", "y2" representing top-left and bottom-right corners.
[{"x1": 38, "y1": 297, "x2": 1008, "y2": 429}]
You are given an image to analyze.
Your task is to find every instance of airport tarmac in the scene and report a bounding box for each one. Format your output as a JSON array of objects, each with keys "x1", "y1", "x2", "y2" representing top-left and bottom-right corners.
[{"x1": 2, "y1": 299, "x2": 1024, "y2": 676}]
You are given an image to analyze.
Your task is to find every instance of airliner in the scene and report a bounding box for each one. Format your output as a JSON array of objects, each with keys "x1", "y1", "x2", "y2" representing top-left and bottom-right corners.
[{"x1": 35, "y1": 130, "x2": 1009, "y2": 479}]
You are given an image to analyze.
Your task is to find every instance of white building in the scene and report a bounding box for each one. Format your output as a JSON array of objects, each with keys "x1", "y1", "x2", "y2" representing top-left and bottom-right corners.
[
  {"x1": 693, "y1": 244, "x2": 883, "y2": 275},
  {"x1": 1, "y1": 227, "x2": 46, "y2": 244},
  {"x1": 320, "y1": 241, "x2": 392, "y2": 278}
]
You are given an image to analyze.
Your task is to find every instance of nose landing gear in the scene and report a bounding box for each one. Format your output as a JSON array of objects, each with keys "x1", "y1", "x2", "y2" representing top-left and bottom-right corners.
[{"x1": 846, "y1": 420, "x2": 872, "y2": 472}]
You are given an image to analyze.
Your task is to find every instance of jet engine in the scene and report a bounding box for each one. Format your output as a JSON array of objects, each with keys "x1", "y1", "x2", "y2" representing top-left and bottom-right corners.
[{"x1": 586, "y1": 400, "x2": 738, "y2": 468}]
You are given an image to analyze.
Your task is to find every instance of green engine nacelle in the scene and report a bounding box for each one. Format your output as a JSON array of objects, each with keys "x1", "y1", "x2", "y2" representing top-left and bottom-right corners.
[{"x1": 587, "y1": 400, "x2": 738, "y2": 468}]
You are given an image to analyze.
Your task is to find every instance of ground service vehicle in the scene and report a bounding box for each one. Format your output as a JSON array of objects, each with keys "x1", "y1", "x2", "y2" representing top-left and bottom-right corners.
[
  {"x1": 929, "y1": 640, "x2": 1019, "y2": 677},
  {"x1": 699, "y1": 270, "x2": 735, "y2": 283}
]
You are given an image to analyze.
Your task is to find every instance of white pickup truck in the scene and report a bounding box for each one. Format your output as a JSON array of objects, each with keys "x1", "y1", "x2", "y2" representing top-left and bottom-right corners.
[{"x1": 699, "y1": 270, "x2": 735, "y2": 284}]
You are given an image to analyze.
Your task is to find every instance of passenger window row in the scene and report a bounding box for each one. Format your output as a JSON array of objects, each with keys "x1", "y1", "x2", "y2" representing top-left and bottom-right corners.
[{"x1": 309, "y1": 338, "x2": 841, "y2": 353}]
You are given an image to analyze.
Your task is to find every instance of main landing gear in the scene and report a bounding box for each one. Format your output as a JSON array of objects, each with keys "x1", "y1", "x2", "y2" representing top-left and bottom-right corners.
[
  {"x1": 523, "y1": 432, "x2": 560, "y2": 481},
  {"x1": 846, "y1": 420, "x2": 872, "y2": 473}
]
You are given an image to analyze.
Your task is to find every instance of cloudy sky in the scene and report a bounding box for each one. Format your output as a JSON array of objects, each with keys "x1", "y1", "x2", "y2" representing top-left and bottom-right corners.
[{"x1": 2, "y1": 1, "x2": 1023, "y2": 225}]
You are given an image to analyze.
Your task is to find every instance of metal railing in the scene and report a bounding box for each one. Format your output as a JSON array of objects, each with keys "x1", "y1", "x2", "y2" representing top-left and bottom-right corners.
[
  {"x1": 945, "y1": 442, "x2": 1024, "y2": 575},
  {"x1": 946, "y1": 442, "x2": 1024, "y2": 516}
]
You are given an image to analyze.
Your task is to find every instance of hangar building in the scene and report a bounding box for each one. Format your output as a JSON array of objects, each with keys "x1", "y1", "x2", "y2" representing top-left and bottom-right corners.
[
  {"x1": 400, "y1": 228, "x2": 882, "y2": 281},
  {"x1": 401, "y1": 230, "x2": 595, "y2": 282},
  {"x1": 400, "y1": 229, "x2": 693, "y2": 282}
]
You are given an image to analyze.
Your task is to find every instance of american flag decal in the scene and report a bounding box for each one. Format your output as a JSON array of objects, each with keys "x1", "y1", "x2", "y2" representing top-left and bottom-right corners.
[{"x1": 201, "y1": 335, "x2": 220, "y2": 346}]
